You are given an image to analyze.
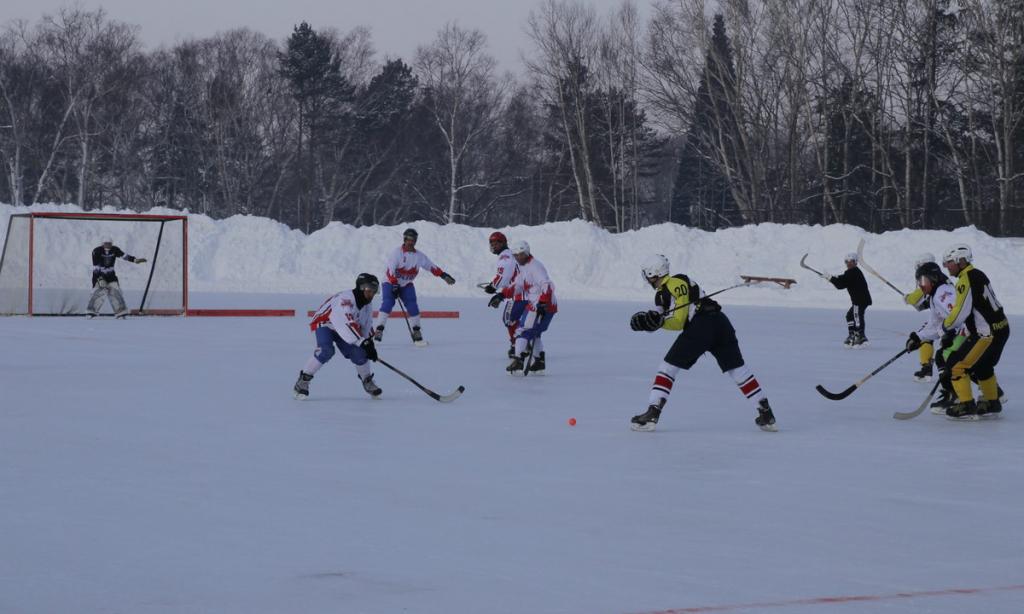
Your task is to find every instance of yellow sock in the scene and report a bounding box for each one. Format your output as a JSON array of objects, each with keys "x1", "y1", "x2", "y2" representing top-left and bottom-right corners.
[
  {"x1": 920, "y1": 343, "x2": 934, "y2": 364},
  {"x1": 979, "y1": 376, "x2": 999, "y2": 401},
  {"x1": 952, "y1": 376, "x2": 974, "y2": 403}
]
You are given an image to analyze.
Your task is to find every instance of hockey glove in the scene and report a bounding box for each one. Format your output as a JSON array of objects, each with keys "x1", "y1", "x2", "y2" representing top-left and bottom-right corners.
[
  {"x1": 488, "y1": 294, "x2": 504, "y2": 309},
  {"x1": 360, "y1": 338, "x2": 378, "y2": 362},
  {"x1": 630, "y1": 310, "x2": 663, "y2": 332},
  {"x1": 390, "y1": 285, "x2": 400, "y2": 299},
  {"x1": 905, "y1": 332, "x2": 922, "y2": 352},
  {"x1": 483, "y1": 283, "x2": 497, "y2": 294},
  {"x1": 135, "y1": 257, "x2": 147, "y2": 264},
  {"x1": 440, "y1": 272, "x2": 456, "y2": 285}
]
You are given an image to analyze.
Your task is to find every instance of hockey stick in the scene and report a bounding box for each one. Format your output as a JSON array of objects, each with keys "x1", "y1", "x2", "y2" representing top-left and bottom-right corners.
[
  {"x1": 893, "y1": 379, "x2": 942, "y2": 420},
  {"x1": 395, "y1": 295, "x2": 425, "y2": 346},
  {"x1": 856, "y1": 238, "x2": 905, "y2": 296},
  {"x1": 815, "y1": 348, "x2": 911, "y2": 400},
  {"x1": 522, "y1": 338, "x2": 536, "y2": 377},
  {"x1": 799, "y1": 253, "x2": 828, "y2": 279},
  {"x1": 377, "y1": 358, "x2": 465, "y2": 402},
  {"x1": 476, "y1": 282, "x2": 492, "y2": 290},
  {"x1": 662, "y1": 281, "x2": 755, "y2": 316}
]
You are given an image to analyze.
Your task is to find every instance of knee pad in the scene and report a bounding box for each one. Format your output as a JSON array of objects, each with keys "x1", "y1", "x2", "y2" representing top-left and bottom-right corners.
[{"x1": 314, "y1": 344, "x2": 335, "y2": 363}]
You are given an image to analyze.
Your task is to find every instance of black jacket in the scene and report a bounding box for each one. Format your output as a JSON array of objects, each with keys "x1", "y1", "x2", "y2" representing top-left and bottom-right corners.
[
  {"x1": 91, "y1": 245, "x2": 138, "y2": 286},
  {"x1": 830, "y1": 266, "x2": 872, "y2": 306}
]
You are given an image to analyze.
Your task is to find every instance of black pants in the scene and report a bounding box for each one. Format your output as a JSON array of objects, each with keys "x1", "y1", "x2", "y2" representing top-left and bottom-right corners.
[
  {"x1": 664, "y1": 310, "x2": 745, "y2": 372},
  {"x1": 845, "y1": 305, "x2": 867, "y2": 336}
]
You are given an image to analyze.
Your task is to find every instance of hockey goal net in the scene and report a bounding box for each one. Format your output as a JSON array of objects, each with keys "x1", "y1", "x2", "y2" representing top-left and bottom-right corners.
[{"x1": 0, "y1": 212, "x2": 188, "y2": 315}]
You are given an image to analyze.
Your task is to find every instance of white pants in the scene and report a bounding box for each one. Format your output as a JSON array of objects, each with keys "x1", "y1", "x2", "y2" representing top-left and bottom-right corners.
[{"x1": 87, "y1": 279, "x2": 127, "y2": 315}]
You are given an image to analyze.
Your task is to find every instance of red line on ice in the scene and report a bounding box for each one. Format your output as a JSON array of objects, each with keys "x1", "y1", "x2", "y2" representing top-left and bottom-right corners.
[{"x1": 633, "y1": 583, "x2": 1024, "y2": 613}]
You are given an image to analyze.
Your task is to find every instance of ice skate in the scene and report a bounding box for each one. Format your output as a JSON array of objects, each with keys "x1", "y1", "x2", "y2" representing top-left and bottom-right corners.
[
  {"x1": 507, "y1": 343, "x2": 516, "y2": 359},
  {"x1": 372, "y1": 325, "x2": 385, "y2": 342},
  {"x1": 360, "y1": 373, "x2": 382, "y2": 398},
  {"x1": 843, "y1": 332, "x2": 855, "y2": 348},
  {"x1": 506, "y1": 353, "x2": 526, "y2": 375},
  {"x1": 630, "y1": 400, "x2": 664, "y2": 432},
  {"x1": 293, "y1": 371, "x2": 313, "y2": 400},
  {"x1": 976, "y1": 399, "x2": 1003, "y2": 419},
  {"x1": 755, "y1": 398, "x2": 778, "y2": 432},
  {"x1": 411, "y1": 325, "x2": 428, "y2": 347},
  {"x1": 930, "y1": 389, "x2": 953, "y2": 415},
  {"x1": 526, "y1": 351, "x2": 545, "y2": 375},
  {"x1": 946, "y1": 399, "x2": 979, "y2": 421},
  {"x1": 849, "y1": 332, "x2": 868, "y2": 348},
  {"x1": 913, "y1": 362, "x2": 933, "y2": 382}
]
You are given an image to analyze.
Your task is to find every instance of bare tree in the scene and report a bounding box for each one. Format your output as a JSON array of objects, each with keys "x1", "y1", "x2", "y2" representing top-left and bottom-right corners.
[
  {"x1": 415, "y1": 22, "x2": 506, "y2": 223},
  {"x1": 526, "y1": 0, "x2": 602, "y2": 224},
  {"x1": 36, "y1": 7, "x2": 141, "y2": 208}
]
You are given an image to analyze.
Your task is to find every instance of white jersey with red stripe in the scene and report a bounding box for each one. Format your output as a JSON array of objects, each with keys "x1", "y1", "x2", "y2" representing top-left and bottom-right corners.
[
  {"x1": 491, "y1": 248, "x2": 518, "y2": 290},
  {"x1": 915, "y1": 283, "x2": 958, "y2": 342},
  {"x1": 502, "y1": 255, "x2": 557, "y2": 313},
  {"x1": 385, "y1": 245, "x2": 443, "y2": 287},
  {"x1": 308, "y1": 290, "x2": 374, "y2": 344}
]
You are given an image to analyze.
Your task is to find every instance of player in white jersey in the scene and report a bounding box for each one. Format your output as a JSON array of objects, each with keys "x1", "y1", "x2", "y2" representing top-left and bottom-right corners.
[
  {"x1": 372, "y1": 227, "x2": 456, "y2": 345},
  {"x1": 294, "y1": 273, "x2": 382, "y2": 400},
  {"x1": 481, "y1": 231, "x2": 524, "y2": 359},
  {"x1": 904, "y1": 262, "x2": 958, "y2": 387},
  {"x1": 489, "y1": 240, "x2": 557, "y2": 374},
  {"x1": 902, "y1": 261, "x2": 973, "y2": 415}
]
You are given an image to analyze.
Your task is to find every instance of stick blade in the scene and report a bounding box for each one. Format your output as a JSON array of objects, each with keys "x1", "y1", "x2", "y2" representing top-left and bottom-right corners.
[
  {"x1": 894, "y1": 383, "x2": 941, "y2": 420},
  {"x1": 816, "y1": 383, "x2": 855, "y2": 401},
  {"x1": 433, "y1": 385, "x2": 465, "y2": 403}
]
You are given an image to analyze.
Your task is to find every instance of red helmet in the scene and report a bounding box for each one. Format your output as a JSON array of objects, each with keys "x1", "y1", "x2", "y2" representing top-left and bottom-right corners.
[{"x1": 489, "y1": 231, "x2": 507, "y2": 243}]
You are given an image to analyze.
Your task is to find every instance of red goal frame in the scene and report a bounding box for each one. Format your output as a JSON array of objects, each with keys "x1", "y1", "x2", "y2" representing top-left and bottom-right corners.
[{"x1": 0, "y1": 212, "x2": 189, "y2": 315}]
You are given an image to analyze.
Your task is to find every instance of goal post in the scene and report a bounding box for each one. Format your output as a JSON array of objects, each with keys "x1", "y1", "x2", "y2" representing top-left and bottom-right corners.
[{"x1": 0, "y1": 212, "x2": 188, "y2": 316}]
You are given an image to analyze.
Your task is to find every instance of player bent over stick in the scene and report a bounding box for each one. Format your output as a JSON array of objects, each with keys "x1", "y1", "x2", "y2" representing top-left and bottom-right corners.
[
  {"x1": 629, "y1": 254, "x2": 778, "y2": 432},
  {"x1": 294, "y1": 273, "x2": 383, "y2": 400}
]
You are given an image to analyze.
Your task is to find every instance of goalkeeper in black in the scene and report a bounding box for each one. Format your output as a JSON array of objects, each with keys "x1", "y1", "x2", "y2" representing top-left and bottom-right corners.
[
  {"x1": 628, "y1": 254, "x2": 777, "y2": 432},
  {"x1": 87, "y1": 238, "x2": 147, "y2": 318}
]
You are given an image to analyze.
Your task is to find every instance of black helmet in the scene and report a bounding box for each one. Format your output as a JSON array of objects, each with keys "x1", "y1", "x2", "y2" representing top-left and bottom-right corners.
[
  {"x1": 355, "y1": 273, "x2": 380, "y2": 293},
  {"x1": 403, "y1": 228, "x2": 418, "y2": 241},
  {"x1": 915, "y1": 261, "x2": 947, "y2": 290}
]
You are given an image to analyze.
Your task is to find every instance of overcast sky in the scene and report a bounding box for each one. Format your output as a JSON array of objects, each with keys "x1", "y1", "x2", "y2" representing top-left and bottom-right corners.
[{"x1": 3, "y1": 0, "x2": 646, "y2": 73}]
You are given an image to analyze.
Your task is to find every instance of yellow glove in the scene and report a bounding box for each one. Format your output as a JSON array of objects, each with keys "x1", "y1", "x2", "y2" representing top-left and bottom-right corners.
[{"x1": 135, "y1": 257, "x2": 147, "y2": 264}]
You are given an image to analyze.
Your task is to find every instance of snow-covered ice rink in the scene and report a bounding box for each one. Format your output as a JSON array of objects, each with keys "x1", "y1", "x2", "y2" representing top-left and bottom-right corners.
[{"x1": 1, "y1": 295, "x2": 1021, "y2": 614}]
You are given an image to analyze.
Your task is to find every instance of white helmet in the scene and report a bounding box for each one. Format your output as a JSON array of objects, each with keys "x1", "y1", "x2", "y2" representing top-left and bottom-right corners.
[
  {"x1": 942, "y1": 244, "x2": 972, "y2": 264},
  {"x1": 102, "y1": 237, "x2": 113, "y2": 245},
  {"x1": 844, "y1": 252, "x2": 858, "y2": 263},
  {"x1": 510, "y1": 240, "x2": 530, "y2": 256},
  {"x1": 914, "y1": 252, "x2": 936, "y2": 268},
  {"x1": 641, "y1": 254, "x2": 670, "y2": 281}
]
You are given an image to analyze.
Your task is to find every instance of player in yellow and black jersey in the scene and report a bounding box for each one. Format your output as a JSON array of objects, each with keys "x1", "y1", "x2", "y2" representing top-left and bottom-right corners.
[
  {"x1": 939, "y1": 244, "x2": 1009, "y2": 419},
  {"x1": 627, "y1": 254, "x2": 778, "y2": 433}
]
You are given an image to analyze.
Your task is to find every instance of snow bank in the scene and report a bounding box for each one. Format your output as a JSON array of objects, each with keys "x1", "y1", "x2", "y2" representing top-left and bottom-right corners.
[{"x1": 3, "y1": 203, "x2": 1022, "y2": 312}]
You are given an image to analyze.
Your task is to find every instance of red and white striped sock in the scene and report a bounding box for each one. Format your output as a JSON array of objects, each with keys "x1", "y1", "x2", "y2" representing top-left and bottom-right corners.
[
  {"x1": 648, "y1": 361, "x2": 680, "y2": 405},
  {"x1": 727, "y1": 364, "x2": 766, "y2": 406}
]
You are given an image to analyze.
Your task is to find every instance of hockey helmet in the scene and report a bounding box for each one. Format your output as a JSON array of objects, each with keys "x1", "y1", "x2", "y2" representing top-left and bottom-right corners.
[
  {"x1": 844, "y1": 252, "x2": 858, "y2": 263},
  {"x1": 915, "y1": 261, "x2": 947, "y2": 289},
  {"x1": 941, "y1": 244, "x2": 972, "y2": 264},
  {"x1": 489, "y1": 231, "x2": 507, "y2": 244},
  {"x1": 510, "y1": 240, "x2": 530, "y2": 256},
  {"x1": 914, "y1": 252, "x2": 936, "y2": 268},
  {"x1": 355, "y1": 272, "x2": 380, "y2": 293},
  {"x1": 102, "y1": 237, "x2": 113, "y2": 245},
  {"x1": 403, "y1": 228, "x2": 418, "y2": 242},
  {"x1": 641, "y1": 254, "x2": 670, "y2": 284}
]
